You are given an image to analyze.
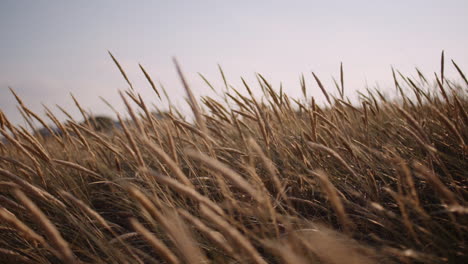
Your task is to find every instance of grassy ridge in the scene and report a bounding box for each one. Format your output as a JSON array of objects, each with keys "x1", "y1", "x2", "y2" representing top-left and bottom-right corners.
[{"x1": 0, "y1": 55, "x2": 466, "y2": 263}]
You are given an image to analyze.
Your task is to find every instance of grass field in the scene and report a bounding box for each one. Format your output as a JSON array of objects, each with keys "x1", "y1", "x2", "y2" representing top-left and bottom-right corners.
[{"x1": 0, "y1": 54, "x2": 466, "y2": 263}]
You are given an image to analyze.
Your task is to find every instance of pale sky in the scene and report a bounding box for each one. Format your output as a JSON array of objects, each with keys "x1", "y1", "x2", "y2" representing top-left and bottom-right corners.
[{"x1": 1, "y1": 0, "x2": 467, "y2": 125}]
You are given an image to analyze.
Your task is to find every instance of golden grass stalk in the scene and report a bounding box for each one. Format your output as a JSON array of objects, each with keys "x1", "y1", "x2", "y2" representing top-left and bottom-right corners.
[
  {"x1": 310, "y1": 170, "x2": 354, "y2": 234},
  {"x1": 16, "y1": 106, "x2": 37, "y2": 134},
  {"x1": 143, "y1": 139, "x2": 193, "y2": 188},
  {"x1": 0, "y1": 180, "x2": 19, "y2": 190},
  {"x1": 43, "y1": 106, "x2": 71, "y2": 147},
  {"x1": 382, "y1": 246, "x2": 441, "y2": 263},
  {"x1": 430, "y1": 105, "x2": 465, "y2": 146},
  {"x1": 60, "y1": 191, "x2": 144, "y2": 261},
  {"x1": 68, "y1": 122, "x2": 92, "y2": 152},
  {"x1": 129, "y1": 218, "x2": 181, "y2": 264},
  {"x1": 434, "y1": 73, "x2": 450, "y2": 105},
  {"x1": 9, "y1": 88, "x2": 61, "y2": 140},
  {"x1": 453, "y1": 94, "x2": 468, "y2": 126},
  {"x1": 139, "y1": 64, "x2": 162, "y2": 99},
  {"x1": 307, "y1": 142, "x2": 359, "y2": 180},
  {"x1": 312, "y1": 72, "x2": 331, "y2": 105},
  {"x1": 0, "y1": 193, "x2": 25, "y2": 211},
  {"x1": 70, "y1": 93, "x2": 91, "y2": 127},
  {"x1": 173, "y1": 58, "x2": 208, "y2": 137},
  {"x1": 395, "y1": 106, "x2": 430, "y2": 143},
  {"x1": 73, "y1": 123, "x2": 123, "y2": 158},
  {"x1": 117, "y1": 114, "x2": 146, "y2": 167},
  {"x1": 16, "y1": 128, "x2": 51, "y2": 162},
  {"x1": 0, "y1": 155, "x2": 35, "y2": 177},
  {"x1": 129, "y1": 185, "x2": 208, "y2": 263},
  {"x1": 145, "y1": 171, "x2": 225, "y2": 216},
  {"x1": 157, "y1": 208, "x2": 208, "y2": 264},
  {"x1": 383, "y1": 187, "x2": 420, "y2": 244},
  {"x1": 178, "y1": 208, "x2": 235, "y2": 255},
  {"x1": 119, "y1": 91, "x2": 145, "y2": 136},
  {"x1": 392, "y1": 155, "x2": 420, "y2": 207},
  {"x1": 0, "y1": 248, "x2": 37, "y2": 264},
  {"x1": 127, "y1": 185, "x2": 163, "y2": 219},
  {"x1": 186, "y1": 149, "x2": 264, "y2": 203},
  {"x1": 13, "y1": 189, "x2": 78, "y2": 264},
  {"x1": 313, "y1": 111, "x2": 338, "y2": 130},
  {"x1": 451, "y1": 59, "x2": 468, "y2": 85},
  {"x1": 261, "y1": 240, "x2": 310, "y2": 264},
  {"x1": 139, "y1": 94, "x2": 160, "y2": 137},
  {"x1": 400, "y1": 126, "x2": 437, "y2": 154},
  {"x1": 413, "y1": 162, "x2": 458, "y2": 205},
  {"x1": 53, "y1": 159, "x2": 102, "y2": 179},
  {"x1": 248, "y1": 138, "x2": 289, "y2": 206},
  {"x1": 108, "y1": 232, "x2": 139, "y2": 244},
  {"x1": 0, "y1": 128, "x2": 41, "y2": 168},
  {"x1": 0, "y1": 168, "x2": 65, "y2": 208},
  {"x1": 296, "y1": 226, "x2": 377, "y2": 264},
  {"x1": 55, "y1": 104, "x2": 75, "y2": 122},
  {"x1": 0, "y1": 111, "x2": 6, "y2": 129},
  {"x1": 108, "y1": 51, "x2": 134, "y2": 90},
  {"x1": 440, "y1": 50, "x2": 445, "y2": 84},
  {"x1": 60, "y1": 191, "x2": 113, "y2": 232},
  {"x1": 340, "y1": 62, "x2": 345, "y2": 98},
  {"x1": 0, "y1": 207, "x2": 46, "y2": 246},
  {"x1": 200, "y1": 204, "x2": 268, "y2": 264}
]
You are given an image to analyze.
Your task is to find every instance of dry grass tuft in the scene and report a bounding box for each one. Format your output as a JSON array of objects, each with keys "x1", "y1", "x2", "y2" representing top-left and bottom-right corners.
[{"x1": 0, "y1": 56, "x2": 466, "y2": 263}]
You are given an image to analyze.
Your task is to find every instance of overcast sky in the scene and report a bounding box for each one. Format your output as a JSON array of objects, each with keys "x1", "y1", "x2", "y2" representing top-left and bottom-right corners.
[{"x1": 1, "y1": 0, "x2": 467, "y2": 125}]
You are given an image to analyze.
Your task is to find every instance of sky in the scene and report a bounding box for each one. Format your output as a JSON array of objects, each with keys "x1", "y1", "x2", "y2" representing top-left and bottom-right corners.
[{"x1": 0, "y1": 0, "x2": 467, "y2": 125}]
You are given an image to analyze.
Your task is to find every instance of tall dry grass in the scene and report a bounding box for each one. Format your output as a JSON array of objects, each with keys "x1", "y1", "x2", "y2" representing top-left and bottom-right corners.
[{"x1": 0, "y1": 52, "x2": 466, "y2": 263}]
